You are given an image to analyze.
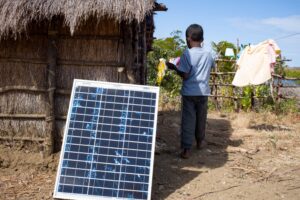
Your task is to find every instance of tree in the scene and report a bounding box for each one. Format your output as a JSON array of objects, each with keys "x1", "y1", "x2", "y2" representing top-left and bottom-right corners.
[{"x1": 211, "y1": 41, "x2": 237, "y2": 72}]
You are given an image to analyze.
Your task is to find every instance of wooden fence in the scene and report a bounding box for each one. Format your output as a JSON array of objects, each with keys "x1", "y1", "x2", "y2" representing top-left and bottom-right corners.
[{"x1": 209, "y1": 59, "x2": 300, "y2": 111}]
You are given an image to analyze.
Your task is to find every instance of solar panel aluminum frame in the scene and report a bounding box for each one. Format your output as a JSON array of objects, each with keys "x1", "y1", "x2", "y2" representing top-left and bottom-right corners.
[{"x1": 53, "y1": 79, "x2": 160, "y2": 200}]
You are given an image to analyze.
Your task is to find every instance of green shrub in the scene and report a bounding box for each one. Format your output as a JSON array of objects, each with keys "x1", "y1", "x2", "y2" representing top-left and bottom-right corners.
[{"x1": 276, "y1": 99, "x2": 299, "y2": 114}]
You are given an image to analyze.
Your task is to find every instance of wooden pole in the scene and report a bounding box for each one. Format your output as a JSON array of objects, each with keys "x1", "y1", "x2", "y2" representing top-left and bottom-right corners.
[
  {"x1": 233, "y1": 86, "x2": 239, "y2": 112},
  {"x1": 0, "y1": 86, "x2": 46, "y2": 94},
  {"x1": 123, "y1": 22, "x2": 136, "y2": 83},
  {"x1": 274, "y1": 58, "x2": 283, "y2": 112},
  {"x1": 133, "y1": 21, "x2": 139, "y2": 83},
  {"x1": 0, "y1": 136, "x2": 45, "y2": 142},
  {"x1": 0, "y1": 114, "x2": 46, "y2": 119},
  {"x1": 275, "y1": 75, "x2": 282, "y2": 113},
  {"x1": 214, "y1": 65, "x2": 219, "y2": 110},
  {"x1": 251, "y1": 88, "x2": 255, "y2": 111},
  {"x1": 45, "y1": 29, "x2": 58, "y2": 155},
  {"x1": 141, "y1": 20, "x2": 147, "y2": 85}
]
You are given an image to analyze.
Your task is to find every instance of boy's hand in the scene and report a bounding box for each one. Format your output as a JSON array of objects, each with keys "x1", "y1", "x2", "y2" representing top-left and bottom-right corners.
[{"x1": 166, "y1": 62, "x2": 177, "y2": 70}]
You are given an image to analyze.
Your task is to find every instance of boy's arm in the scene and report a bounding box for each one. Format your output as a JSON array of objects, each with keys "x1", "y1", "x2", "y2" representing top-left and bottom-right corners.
[
  {"x1": 166, "y1": 62, "x2": 189, "y2": 80},
  {"x1": 166, "y1": 51, "x2": 191, "y2": 80}
]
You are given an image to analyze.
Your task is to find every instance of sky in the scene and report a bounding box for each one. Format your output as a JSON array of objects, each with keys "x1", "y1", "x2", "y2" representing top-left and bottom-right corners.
[{"x1": 154, "y1": 0, "x2": 300, "y2": 67}]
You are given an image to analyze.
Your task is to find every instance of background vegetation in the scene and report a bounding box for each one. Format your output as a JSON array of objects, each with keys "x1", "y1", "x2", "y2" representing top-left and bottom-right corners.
[{"x1": 147, "y1": 32, "x2": 299, "y2": 114}]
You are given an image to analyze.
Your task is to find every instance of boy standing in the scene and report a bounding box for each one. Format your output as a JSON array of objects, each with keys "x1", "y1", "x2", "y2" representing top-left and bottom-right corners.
[{"x1": 166, "y1": 24, "x2": 215, "y2": 159}]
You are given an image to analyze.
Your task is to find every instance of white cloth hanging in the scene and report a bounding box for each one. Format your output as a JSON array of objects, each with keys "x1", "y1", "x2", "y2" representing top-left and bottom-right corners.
[{"x1": 232, "y1": 39, "x2": 281, "y2": 87}]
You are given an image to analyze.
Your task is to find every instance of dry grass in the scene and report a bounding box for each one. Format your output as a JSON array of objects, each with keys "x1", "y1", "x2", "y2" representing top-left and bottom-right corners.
[
  {"x1": 0, "y1": 119, "x2": 46, "y2": 138},
  {"x1": 0, "y1": 0, "x2": 155, "y2": 38},
  {"x1": 0, "y1": 15, "x2": 128, "y2": 144}
]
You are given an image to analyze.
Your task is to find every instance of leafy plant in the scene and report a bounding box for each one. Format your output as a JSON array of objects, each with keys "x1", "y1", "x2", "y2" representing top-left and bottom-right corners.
[
  {"x1": 255, "y1": 85, "x2": 269, "y2": 97},
  {"x1": 241, "y1": 86, "x2": 252, "y2": 111}
]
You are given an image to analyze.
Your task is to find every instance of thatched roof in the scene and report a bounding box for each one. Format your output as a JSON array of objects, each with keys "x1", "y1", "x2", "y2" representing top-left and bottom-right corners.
[{"x1": 0, "y1": 0, "x2": 155, "y2": 38}]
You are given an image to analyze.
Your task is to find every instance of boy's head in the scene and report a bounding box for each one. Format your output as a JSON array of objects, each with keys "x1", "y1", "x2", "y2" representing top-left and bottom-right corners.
[{"x1": 185, "y1": 24, "x2": 204, "y2": 48}]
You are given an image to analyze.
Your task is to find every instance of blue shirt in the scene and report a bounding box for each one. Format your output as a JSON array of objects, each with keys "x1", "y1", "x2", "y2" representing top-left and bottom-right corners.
[{"x1": 179, "y1": 47, "x2": 215, "y2": 96}]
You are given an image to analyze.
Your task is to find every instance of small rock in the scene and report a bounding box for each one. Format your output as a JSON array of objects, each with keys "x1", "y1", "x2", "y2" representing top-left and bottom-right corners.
[{"x1": 279, "y1": 146, "x2": 288, "y2": 151}]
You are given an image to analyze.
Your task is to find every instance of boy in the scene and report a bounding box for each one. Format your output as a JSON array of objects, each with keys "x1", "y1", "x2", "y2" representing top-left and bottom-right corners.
[{"x1": 166, "y1": 24, "x2": 215, "y2": 159}]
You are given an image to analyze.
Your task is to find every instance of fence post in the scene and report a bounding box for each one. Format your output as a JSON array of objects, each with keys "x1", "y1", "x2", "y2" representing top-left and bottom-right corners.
[
  {"x1": 233, "y1": 86, "x2": 239, "y2": 112},
  {"x1": 275, "y1": 74, "x2": 283, "y2": 112},
  {"x1": 251, "y1": 87, "x2": 255, "y2": 111}
]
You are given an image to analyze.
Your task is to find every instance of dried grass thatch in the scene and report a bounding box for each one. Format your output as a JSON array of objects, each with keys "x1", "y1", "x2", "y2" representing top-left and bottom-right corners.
[
  {"x1": 0, "y1": 119, "x2": 46, "y2": 138},
  {"x1": 0, "y1": 0, "x2": 155, "y2": 38}
]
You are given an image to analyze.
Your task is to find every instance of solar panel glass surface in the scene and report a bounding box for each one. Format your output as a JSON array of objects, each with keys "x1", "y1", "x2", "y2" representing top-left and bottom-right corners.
[{"x1": 53, "y1": 80, "x2": 159, "y2": 200}]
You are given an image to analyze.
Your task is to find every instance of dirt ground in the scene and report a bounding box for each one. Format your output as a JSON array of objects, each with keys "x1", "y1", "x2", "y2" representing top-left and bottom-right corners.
[{"x1": 0, "y1": 111, "x2": 300, "y2": 200}]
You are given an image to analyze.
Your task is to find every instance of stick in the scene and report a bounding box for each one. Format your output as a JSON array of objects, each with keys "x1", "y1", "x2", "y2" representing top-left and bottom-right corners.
[
  {"x1": 0, "y1": 136, "x2": 44, "y2": 142},
  {"x1": 277, "y1": 178, "x2": 294, "y2": 182},
  {"x1": 255, "y1": 168, "x2": 277, "y2": 182},
  {"x1": 191, "y1": 185, "x2": 240, "y2": 199},
  {"x1": 0, "y1": 86, "x2": 46, "y2": 94},
  {"x1": 206, "y1": 140, "x2": 224, "y2": 147},
  {"x1": 230, "y1": 167, "x2": 259, "y2": 174},
  {"x1": 282, "y1": 166, "x2": 300, "y2": 175},
  {"x1": 226, "y1": 146, "x2": 248, "y2": 153},
  {"x1": 0, "y1": 114, "x2": 46, "y2": 119},
  {"x1": 287, "y1": 186, "x2": 300, "y2": 191}
]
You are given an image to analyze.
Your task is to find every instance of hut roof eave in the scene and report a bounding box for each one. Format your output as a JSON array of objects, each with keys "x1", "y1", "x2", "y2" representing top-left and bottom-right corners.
[{"x1": 0, "y1": 0, "x2": 155, "y2": 38}]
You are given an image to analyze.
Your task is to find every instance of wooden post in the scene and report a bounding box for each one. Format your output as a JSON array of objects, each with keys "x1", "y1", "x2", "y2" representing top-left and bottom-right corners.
[
  {"x1": 213, "y1": 66, "x2": 219, "y2": 110},
  {"x1": 141, "y1": 20, "x2": 147, "y2": 85},
  {"x1": 274, "y1": 59, "x2": 283, "y2": 112},
  {"x1": 123, "y1": 22, "x2": 136, "y2": 84},
  {"x1": 45, "y1": 29, "x2": 57, "y2": 155},
  {"x1": 250, "y1": 87, "x2": 255, "y2": 111},
  {"x1": 275, "y1": 75, "x2": 282, "y2": 112},
  {"x1": 212, "y1": 75, "x2": 217, "y2": 110},
  {"x1": 132, "y1": 21, "x2": 139, "y2": 83},
  {"x1": 233, "y1": 85, "x2": 239, "y2": 112}
]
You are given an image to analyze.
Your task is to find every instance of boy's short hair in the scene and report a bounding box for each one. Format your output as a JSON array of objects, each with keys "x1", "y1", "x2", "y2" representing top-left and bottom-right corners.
[{"x1": 186, "y1": 24, "x2": 204, "y2": 42}]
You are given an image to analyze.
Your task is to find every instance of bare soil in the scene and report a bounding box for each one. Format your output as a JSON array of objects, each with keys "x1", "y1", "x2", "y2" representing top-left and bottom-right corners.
[{"x1": 1, "y1": 111, "x2": 300, "y2": 200}]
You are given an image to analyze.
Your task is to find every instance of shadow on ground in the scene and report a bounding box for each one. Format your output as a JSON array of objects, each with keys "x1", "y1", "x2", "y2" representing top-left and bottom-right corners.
[{"x1": 152, "y1": 110, "x2": 242, "y2": 199}]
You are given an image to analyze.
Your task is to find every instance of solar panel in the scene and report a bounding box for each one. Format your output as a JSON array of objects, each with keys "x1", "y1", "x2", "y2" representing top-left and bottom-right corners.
[{"x1": 53, "y1": 79, "x2": 159, "y2": 200}]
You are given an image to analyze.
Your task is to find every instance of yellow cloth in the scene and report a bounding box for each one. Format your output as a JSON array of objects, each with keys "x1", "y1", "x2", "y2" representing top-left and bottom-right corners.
[
  {"x1": 232, "y1": 39, "x2": 280, "y2": 87},
  {"x1": 156, "y1": 58, "x2": 167, "y2": 86}
]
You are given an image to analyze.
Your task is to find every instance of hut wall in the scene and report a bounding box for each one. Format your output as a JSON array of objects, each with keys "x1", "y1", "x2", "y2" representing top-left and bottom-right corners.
[
  {"x1": 0, "y1": 16, "x2": 150, "y2": 152},
  {"x1": 0, "y1": 25, "x2": 48, "y2": 145},
  {"x1": 54, "y1": 18, "x2": 127, "y2": 150}
]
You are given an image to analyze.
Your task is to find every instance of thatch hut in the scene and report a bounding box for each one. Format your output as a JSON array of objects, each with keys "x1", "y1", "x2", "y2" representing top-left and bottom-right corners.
[{"x1": 0, "y1": 0, "x2": 167, "y2": 154}]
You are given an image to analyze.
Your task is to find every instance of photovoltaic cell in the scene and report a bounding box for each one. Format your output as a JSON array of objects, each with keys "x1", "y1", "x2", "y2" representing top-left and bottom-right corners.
[{"x1": 53, "y1": 80, "x2": 159, "y2": 200}]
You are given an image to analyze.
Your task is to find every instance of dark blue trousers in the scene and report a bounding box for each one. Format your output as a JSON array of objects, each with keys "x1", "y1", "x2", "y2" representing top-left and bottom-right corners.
[{"x1": 181, "y1": 96, "x2": 208, "y2": 149}]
